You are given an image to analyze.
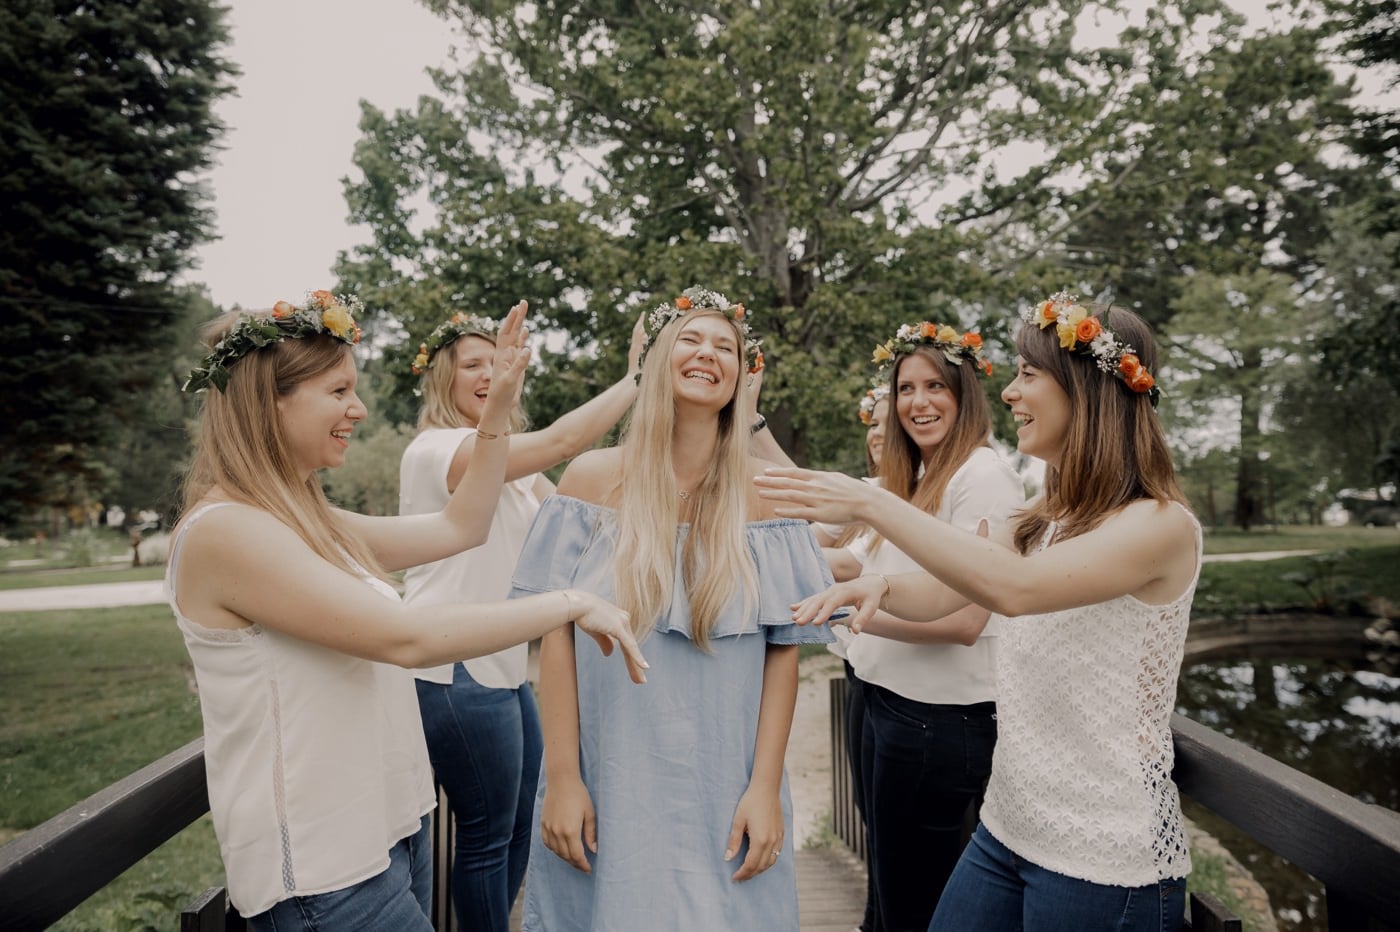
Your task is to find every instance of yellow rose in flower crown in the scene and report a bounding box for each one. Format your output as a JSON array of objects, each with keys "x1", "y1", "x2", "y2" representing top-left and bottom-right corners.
[
  {"x1": 936, "y1": 324, "x2": 959, "y2": 344},
  {"x1": 872, "y1": 343, "x2": 894, "y2": 364},
  {"x1": 321, "y1": 303, "x2": 359, "y2": 343}
]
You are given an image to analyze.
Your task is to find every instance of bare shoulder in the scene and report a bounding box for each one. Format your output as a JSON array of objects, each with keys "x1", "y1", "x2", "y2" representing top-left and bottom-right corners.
[
  {"x1": 557, "y1": 447, "x2": 624, "y2": 505},
  {"x1": 1104, "y1": 498, "x2": 1198, "y2": 551},
  {"x1": 179, "y1": 501, "x2": 305, "y2": 560}
]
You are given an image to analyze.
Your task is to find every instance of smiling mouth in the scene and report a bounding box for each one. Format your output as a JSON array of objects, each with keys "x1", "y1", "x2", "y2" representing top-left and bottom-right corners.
[
  {"x1": 682, "y1": 369, "x2": 718, "y2": 384},
  {"x1": 911, "y1": 415, "x2": 940, "y2": 426},
  {"x1": 1013, "y1": 413, "x2": 1034, "y2": 428},
  {"x1": 331, "y1": 430, "x2": 351, "y2": 441}
]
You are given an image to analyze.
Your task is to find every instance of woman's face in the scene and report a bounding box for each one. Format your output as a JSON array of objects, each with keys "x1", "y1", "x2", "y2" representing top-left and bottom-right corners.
[
  {"x1": 448, "y1": 335, "x2": 496, "y2": 426},
  {"x1": 895, "y1": 353, "x2": 958, "y2": 463},
  {"x1": 866, "y1": 397, "x2": 890, "y2": 472},
  {"x1": 276, "y1": 352, "x2": 366, "y2": 478},
  {"x1": 1001, "y1": 357, "x2": 1071, "y2": 467},
  {"x1": 669, "y1": 313, "x2": 741, "y2": 412}
]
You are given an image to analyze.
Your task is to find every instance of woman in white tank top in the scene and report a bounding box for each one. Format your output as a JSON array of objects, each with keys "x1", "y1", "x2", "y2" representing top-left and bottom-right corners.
[
  {"x1": 171, "y1": 293, "x2": 647, "y2": 932},
  {"x1": 759, "y1": 296, "x2": 1201, "y2": 932}
]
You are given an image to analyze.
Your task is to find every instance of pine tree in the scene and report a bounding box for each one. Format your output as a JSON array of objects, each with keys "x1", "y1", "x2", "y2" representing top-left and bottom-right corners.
[{"x1": 0, "y1": 0, "x2": 235, "y2": 529}]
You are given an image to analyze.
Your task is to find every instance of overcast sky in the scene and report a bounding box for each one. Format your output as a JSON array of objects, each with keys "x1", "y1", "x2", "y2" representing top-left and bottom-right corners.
[{"x1": 187, "y1": 1, "x2": 1394, "y2": 312}]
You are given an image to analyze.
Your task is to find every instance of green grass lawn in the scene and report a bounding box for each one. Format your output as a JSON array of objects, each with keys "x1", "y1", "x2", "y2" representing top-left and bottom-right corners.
[
  {"x1": 0, "y1": 564, "x2": 165, "y2": 591},
  {"x1": 0, "y1": 603, "x2": 223, "y2": 930},
  {"x1": 1195, "y1": 544, "x2": 1400, "y2": 617},
  {"x1": 1201, "y1": 524, "x2": 1400, "y2": 555}
]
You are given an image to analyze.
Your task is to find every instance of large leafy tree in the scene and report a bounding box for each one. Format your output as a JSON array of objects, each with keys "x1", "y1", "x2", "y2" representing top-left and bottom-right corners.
[
  {"x1": 339, "y1": 0, "x2": 1252, "y2": 465},
  {"x1": 0, "y1": 0, "x2": 235, "y2": 529}
]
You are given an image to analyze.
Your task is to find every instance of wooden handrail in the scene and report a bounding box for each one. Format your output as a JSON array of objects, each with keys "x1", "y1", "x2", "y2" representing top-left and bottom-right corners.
[{"x1": 0, "y1": 739, "x2": 209, "y2": 931}]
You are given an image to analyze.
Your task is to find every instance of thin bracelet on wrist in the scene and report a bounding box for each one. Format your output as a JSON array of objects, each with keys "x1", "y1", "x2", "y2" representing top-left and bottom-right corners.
[
  {"x1": 876, "y1": 573, "x2": 891, "y2": 610},
  {"x1": 476, "y1": 426, "x2": 510, "y2": 441},
  {"x1": 561, "y1": 589, "x2": 577, "y2": 624}
]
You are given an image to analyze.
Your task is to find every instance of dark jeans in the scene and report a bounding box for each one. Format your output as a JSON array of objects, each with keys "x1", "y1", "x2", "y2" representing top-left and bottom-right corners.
[
  {"x1": 248, "y1": 815, "x2": 433, "y2": 932},
  {"x1": 416, "y1": 665, "x2": 543, "y2": 932},
  {"x1": 929, "y1": 824, "x2": 1186, "y2": 932},
  {"x1": 862, "y1": 684, "x2": 997, "y2": 932},
  {"x1": 844, "y1": 661, "x2": 879, "y2": 932}
]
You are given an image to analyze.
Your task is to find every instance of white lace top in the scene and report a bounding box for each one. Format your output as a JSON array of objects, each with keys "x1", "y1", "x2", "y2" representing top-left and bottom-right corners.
[
  {"x1": 979, "y1": 506, "x2": 1202, "y2": 887},
  {"x1": 166, "y1": 503, "x2": 436, "y2": 915}
]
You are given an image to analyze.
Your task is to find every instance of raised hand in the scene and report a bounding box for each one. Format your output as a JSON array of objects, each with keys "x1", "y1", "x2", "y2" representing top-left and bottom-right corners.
[
  {"x1": 568, "y1": 589, "x2": 648, "y2": 684},
  {"x1": 479, "y1": 299, "x2": 532, "y2": 428}
]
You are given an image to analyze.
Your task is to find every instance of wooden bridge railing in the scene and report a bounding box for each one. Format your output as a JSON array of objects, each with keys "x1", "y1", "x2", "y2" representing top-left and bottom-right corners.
[
  {"x1": 827, "y1": 677, "x2": 1400, "y2": 932},
  {"x1": 3, "y1": 681, "x2": 1399, "y2": 931}
]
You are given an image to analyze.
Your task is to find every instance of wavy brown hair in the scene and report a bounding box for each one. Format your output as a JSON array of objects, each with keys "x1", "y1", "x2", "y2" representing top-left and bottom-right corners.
[
  {"x1": 1011, "y1": 305, "x2": 1186, "y2": 555},
  {"x1": 868, "y1": 346, "x2": 992, "y2": 553},
  {"x1": 183, "y1": 312, "x2": 384, "y2": 578}
]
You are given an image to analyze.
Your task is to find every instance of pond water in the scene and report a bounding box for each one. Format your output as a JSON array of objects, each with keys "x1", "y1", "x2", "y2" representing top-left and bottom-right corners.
[{"x1": 1175, "y1": 646, "x2": 1400, "y2": 931}]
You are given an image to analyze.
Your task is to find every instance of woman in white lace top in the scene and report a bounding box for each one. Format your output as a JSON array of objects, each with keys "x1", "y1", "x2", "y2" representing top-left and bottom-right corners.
[{"x1": 757, "y1": 295, "x2": 1200, "y2": 932}]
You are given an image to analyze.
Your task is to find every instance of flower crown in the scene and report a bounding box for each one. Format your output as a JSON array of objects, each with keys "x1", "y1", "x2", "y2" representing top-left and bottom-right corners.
[
  {"x1": 636, "y1": 285, "x2": 765, "y2": 381},
  {"x1": 1021, "y1": 291, "x2": 1159, "y2": 406},
  {"x1": 857, "y1": 383, "x2": 890, "y2": 425},
  {"x1": 182, "y1": 290, "x2": 363, "y2": 394},
  {"x1": 411, "y1": 312, "x2": 499, "y2": 375},
  {"x1": 871, "y1": 322, "x2": 993, "y2": 378}
]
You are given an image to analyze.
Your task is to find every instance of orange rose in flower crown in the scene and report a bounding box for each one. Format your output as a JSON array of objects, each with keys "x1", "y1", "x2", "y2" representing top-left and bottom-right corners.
[{"x1": 1023, "y1": 291, "x2": 1162, "y2": 407}]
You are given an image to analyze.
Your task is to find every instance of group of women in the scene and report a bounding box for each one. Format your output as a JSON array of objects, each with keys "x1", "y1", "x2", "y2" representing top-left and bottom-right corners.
[{"x1": 169, "y1": 283, "x2": 1201, "y2": 932}]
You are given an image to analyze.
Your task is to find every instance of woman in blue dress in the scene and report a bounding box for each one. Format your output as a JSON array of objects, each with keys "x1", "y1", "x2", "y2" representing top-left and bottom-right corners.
[{"x1": 509, "y1": 286, "x2": 836, "y2": 930}]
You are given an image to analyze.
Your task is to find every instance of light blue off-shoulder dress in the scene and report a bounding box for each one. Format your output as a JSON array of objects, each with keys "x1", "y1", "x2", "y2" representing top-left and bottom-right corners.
[{"x1": 509, "y1": 495, "x2": 836, "y2": 932}]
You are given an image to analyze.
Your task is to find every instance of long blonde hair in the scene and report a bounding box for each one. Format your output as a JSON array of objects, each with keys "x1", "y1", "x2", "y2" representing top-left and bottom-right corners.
[
  {"x1": 183, "y1": 312, "x2": 384, "y2": 578},
  {"x1": 416, "y1": 332, "x2": 528, "y2": 434},
  {"x1": 612, "y1": 309, "x2": 759, "y2": 651},
  {"x1": 1012, "y1": 305, "x2": 1186, "y2": 554},
  {"x1": 867, "y1": 345, "x2": 992, "y2": 553}
]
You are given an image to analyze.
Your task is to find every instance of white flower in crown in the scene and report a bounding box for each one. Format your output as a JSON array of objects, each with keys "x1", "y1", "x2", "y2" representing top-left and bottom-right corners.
[
  {"x1": 1020, "y1": 290, "x2": 1159, "y2": 402},
  {"x1": 857, "y1": 383, "x2": 890, "y2": 425},
  {"x1": 636, "y1": 285, "x2": 764, "y2": 380}
]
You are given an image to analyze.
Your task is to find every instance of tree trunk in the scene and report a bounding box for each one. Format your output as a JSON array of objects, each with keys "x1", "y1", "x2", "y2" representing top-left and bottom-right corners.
[{"x1": 1234, "y1": 351, "x2": 1265, "y2": 530}]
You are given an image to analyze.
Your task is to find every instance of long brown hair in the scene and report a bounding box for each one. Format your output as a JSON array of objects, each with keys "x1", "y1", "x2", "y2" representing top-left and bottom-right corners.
[
  {"x1": 868, "y1": 346, "x2": 992, "y2": 552},
  {"x1": 1012, "y1": 305, "x2": 1186, "y2": 554},
  {"x1": 183, "y1": 312, "x2": 384, "y2": 578}
]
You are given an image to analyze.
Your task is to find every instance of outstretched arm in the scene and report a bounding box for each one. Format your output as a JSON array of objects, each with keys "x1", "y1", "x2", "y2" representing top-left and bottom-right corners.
[
  {"x1": 757, "y1": 466, "x2": 1197, "y2": 619},
  {"x1": 445, "y1": 313, "x2": 645, "y2": 488},
  {"x1": 174, "y1": 503, "x2": 648, "y2": 680},
  {"x1": 341, "y1": 299, "x2": 530, "y2": 569}
]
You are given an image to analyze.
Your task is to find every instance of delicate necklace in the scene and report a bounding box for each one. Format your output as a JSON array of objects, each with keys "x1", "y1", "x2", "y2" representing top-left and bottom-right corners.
[{"x1": 677, "y1": 489, "x2": 693, "y2": 503}]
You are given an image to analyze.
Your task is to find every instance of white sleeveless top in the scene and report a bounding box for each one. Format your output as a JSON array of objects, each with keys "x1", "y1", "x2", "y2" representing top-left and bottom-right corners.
[
  {"x1": 980, "y1": 506, "x2": 1202, "y2": 886},
  {"x1": 399, "y1": 427, "x2": 540, "y2": 688},
  {"x1": 166, "y1": 503, "x2": 436, "y2": 916},
  {"x1": 845, "y1": 446, "x2": 1025, "y2": 705}
]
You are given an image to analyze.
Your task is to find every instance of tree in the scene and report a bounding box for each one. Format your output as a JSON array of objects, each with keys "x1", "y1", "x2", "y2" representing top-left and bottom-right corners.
[
  {"x1": 0, "y1": 0, "x2": 235, "y2": 530},
  {"x1": 338, "y1": 0, "x2": 1253, "y2": 465},
  {"x1": 1168, "y1": 270, "x2": 1311, "y2": 530}
]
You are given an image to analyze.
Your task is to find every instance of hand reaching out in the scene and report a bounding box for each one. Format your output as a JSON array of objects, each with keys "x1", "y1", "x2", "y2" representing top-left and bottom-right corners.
[
  {"x1": 567, "y1": 589, "x2": 648, "y2": 684},
  {"x1": 479, "y1": 299, "x2": 532, "y2": 428}
]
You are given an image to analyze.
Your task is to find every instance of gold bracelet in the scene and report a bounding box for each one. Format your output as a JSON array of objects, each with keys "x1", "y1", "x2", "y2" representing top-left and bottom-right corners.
[
  {"x1": 476, "y1": 426, "x2": 510, "y2": 441},
  {"x1": 876, "y1": 573, "x2": 891, "y2": 610}
]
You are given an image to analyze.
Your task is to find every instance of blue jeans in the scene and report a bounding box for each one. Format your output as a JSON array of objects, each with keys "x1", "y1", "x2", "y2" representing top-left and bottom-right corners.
[
  {"x1": 248, "y1": 815, "x2": 432, "y2": 932},
  {"x1": 416, "y1": 664, "x2": 543, "y2": 932},
  {"x1": 862, "y1": 685, "x2": 996, "y2": 932},
  {"x1": 929, "y1": 824, "x2": 1186, "y2": 932}
]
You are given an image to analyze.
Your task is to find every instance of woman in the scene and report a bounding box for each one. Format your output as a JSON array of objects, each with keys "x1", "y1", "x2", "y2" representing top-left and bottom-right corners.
[
  {"x1": 398, "y1": 308, "x2": 644, "y2": 930},
  {"x1": 834, "y1": 324, "x2": 1023, "y2": 932},
  {"x1": 757, "y1": 293, "x2": 1198, "y2": 932},
  {"x1": 169, "y1": 292, "x2": 646, "y2": 931},
  {"x1": 509, "y1": 286, "x2": 837, "y2": 930}
]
